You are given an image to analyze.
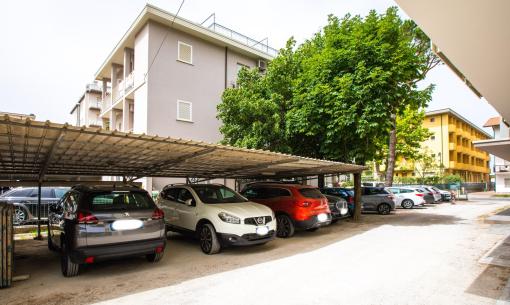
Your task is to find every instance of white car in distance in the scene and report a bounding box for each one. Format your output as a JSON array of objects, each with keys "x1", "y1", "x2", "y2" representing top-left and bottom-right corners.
[
  {"x1": 156, "y1": 184, "x2": 276, "y2": 254},
  {"x1": 385, "y1": 187, "x2": 426, "y2": 209}
]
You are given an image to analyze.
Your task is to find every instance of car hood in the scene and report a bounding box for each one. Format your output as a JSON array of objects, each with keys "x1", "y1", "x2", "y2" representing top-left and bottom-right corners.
[{"x1": 206, "y1": 201, "x2": 273, "y2": 218}]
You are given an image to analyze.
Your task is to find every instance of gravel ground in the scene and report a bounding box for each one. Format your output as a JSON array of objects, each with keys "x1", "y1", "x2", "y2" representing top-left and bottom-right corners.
[{"x1": 4, "y1": 200, "x2": 510, "y2": 305}]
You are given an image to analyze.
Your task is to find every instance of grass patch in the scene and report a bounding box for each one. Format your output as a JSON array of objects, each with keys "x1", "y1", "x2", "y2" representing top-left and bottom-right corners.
[{"x1": 493, "y1": 194, "x2": 510, "y2": 198}]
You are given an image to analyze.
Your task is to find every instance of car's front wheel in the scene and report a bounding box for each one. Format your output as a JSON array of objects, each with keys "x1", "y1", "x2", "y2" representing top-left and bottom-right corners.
[
  {"x1": 61, "y1": 240, "x2": 80, "y2": 277},
  {"x1": 146, "y1": 251, "x2": 164, "y2": 262},
  {"x1": 276, "y1": 214, "x2": 295, "y2": 238},
  {"x1": 14, "y1": 207, "x2": 27, "y2": 225},
  {"x1": 199, "y1": 223, "x2": 221, "y2": 255},
  {"x1": 377, "y1": 203, "x2": 391, "y2": 215},
  {"x1": 401, "y1": 199, "x2": 414, "y2": 209}
]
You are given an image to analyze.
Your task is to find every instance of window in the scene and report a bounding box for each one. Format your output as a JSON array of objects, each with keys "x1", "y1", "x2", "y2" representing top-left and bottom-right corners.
[
  {"x1": 54, "y1": 188, "x2": 68, "y2": 199},
  {"x1": 177, "y1": 189, "x2": 195, "y2": 205},
  {"x1": 505, "y1": 179, "x2": 510, "y2": 188},
  {"x1": 177, "y1": 41, "x2": 193, "y2": 64},
  {"x1": 298, "y1": 188, "x2": 324, "y2": 199},
  {"x1": 400, "y1": 189, "x2": 413, "y2": 193},
  {"x1": 430, "y1": 135, "x2": 435, "y2": 140},
  {"x1": 89, "y1": 191, "x2": 154, "y2": 211},
  {"x1": 430, "y1": 117, "x2": 435, "y2": 122},
  {"x1": 363, "y1": 187, "x2": 389, "y2": 195},
  {"x1": 162, "y1": 188, "x2": 180, "y2": 201},
  {"x1": 191, "y1": 185, "x2": 247, "y2": 204},
  {"x1": 176, "y1": 100, "x2": 192, "y2": 122},
  {"x1": 30, "y1": 188, "x2": 53, "y2": 198},
  {"x1": 6, "y1": 188, "x2": 33, "y2": 198}
]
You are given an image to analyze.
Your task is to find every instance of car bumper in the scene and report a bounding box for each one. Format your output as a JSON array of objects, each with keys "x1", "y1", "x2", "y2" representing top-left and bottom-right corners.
[
  {"x1": 217, "y1": 230, "x2": 276, "y2": 246},
  {"x1": 71, "y1": 238, "x2": 166, "y2": 264},
  {"x1": 294, "y1": 214, "x2": 332, "y2": 229}
]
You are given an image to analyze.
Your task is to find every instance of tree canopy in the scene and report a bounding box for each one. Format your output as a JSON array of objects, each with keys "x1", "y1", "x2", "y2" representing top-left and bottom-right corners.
[{"x1": 217, "y1": 7, "x2": 436, "y2": 165}]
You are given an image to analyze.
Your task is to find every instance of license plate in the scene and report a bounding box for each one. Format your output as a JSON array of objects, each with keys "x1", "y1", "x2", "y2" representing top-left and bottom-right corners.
[
  {"x1": 317, "y1": 213, "x2": 328, "y2": 222},
  {"x1": 111, "y1": 219, "x2": 143, "y2": 231},
  {"x1": 255, "y1": 226, "x2": 269, "y2": 236}
]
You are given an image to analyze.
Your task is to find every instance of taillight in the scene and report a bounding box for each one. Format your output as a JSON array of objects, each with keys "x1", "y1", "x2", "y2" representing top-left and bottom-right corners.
[
  {"x1": 152, "y1": 208, "x2": 164, "y2": 220},
  {"x1": 416, "y1": 193, "x2": 424, "y2": 197},
  {"x1": 77, "y1": 211, "x2": 98, "y2": 224},
  {"x1": 348, "y1": 197, "x2": 354, "y2": 204},
  {"x1": 428, "y1": 192, "x2": 433, "y2": 196}
]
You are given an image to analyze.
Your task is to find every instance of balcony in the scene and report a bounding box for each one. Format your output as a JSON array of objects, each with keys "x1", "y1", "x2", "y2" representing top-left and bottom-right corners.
[
  {"x1": 112, "y1": 71, "x2": 135, "y2": 104},
  {"x1": 89, "y1": 101, "x2": 101, "y2": 111},
  {"x1": 448, "y1": 142, "x2": 455, "y2": 150}
]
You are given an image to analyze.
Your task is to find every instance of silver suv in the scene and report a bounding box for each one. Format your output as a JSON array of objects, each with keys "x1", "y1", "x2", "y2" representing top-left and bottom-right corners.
[{"x1": 48, "y1": 185, "x2": 166, "y2": 277}]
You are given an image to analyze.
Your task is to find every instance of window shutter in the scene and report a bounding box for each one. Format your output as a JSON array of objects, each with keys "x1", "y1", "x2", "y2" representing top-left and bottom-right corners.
[
  {"x1": 177, "y1": 100, "x2": 192, "y2": 122},
  {"x1": 178, "y1": 42, "x2": 192, "y2": 64}
]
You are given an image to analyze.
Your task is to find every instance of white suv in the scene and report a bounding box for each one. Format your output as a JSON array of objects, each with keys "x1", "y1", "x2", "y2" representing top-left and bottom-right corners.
[{"x1": 156, "y1": 184, "x2": 276, "y2": 254}]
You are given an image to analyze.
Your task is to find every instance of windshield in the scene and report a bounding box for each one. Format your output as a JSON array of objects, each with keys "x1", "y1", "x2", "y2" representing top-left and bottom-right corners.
[
  {"x1": 87, "y1": 191, "x2": 155, "y2": 211},
  {"x1": 191, "y1": 185, "x2": 248, "y2": 204}
]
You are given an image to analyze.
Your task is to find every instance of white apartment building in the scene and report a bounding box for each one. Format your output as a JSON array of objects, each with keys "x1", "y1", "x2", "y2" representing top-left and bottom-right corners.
[
  {"x1": 71, "y1": 4, "x2": 276, "y2": 190},
  {"x1": 484, "y1": 117, "x2": 510, "y2": 192}
]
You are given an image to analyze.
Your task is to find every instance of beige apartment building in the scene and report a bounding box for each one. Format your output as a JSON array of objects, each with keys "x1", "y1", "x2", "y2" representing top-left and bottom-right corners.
[
  {"x1": 71, "y1": 4, "x2": 276, "y2": 190},
  {"x1": 395, "y1": 108, "x2": 491, "y2": 182}
]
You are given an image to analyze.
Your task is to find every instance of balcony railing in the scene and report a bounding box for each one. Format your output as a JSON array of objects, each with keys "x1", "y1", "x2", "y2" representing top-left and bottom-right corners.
[
  {"x1": 112, "y1": 71, "x2": 135, "y2": 104},
  {"x1": 206, "y1": 22, "x2": 278, "y2": 57},
  {"x1": 89, "y1": 101, "x2": 101, "y2": 110}
]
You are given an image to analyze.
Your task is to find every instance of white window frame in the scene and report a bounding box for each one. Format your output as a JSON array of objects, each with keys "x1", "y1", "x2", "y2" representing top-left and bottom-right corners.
[
  {"x1": 177, "y1": 41, "x2": 193, "y2": 65},
  {"x1": 176, "y1": 100, "x2": 193, "y2": 122}
]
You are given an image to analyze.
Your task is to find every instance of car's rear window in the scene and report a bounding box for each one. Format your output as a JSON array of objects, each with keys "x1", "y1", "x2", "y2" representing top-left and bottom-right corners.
[
  {"x1": 298, "y1": 188, "x2": 324, "y2": 199},
  {"x1": 88, "y1": 191, "x2": 154, "y2": 211}
]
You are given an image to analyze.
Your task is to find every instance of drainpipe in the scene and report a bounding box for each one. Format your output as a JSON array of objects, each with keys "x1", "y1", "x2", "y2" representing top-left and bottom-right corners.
[{"x1": 224, "y1": 47, "x2": 228, "y2": 89}]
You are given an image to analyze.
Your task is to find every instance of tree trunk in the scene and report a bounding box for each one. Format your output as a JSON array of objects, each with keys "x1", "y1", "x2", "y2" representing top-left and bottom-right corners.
[
  {"x1": 385, "y1": 113, "x2": 397, "y2": 186},
  {"x1": 375, "y1": 162, "x2": 382, "y2": 181},
  {"x1": 318, "y1": 174, "x2": 325, "y2": 188}
]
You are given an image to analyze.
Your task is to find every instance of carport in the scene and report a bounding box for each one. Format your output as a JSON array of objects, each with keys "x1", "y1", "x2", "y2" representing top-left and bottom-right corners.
[{"x1": 0, "y1": 114, "x2": 365, "y2": 287}]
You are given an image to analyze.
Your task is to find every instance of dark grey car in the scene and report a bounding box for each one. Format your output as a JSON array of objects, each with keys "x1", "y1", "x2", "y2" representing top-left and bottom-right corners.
[
  {"x1": 360, "y1": 187, "x2": 396, "y2": 215},
  {"x1": 48, "y1": 185, "x2": 166, "y2": 277},
  {"x1": 0, "y1": 187, "x2": 69, "y2": 225}
]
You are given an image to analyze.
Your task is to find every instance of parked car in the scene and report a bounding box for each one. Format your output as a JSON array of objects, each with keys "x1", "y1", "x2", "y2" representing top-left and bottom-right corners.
[
  {"x1": 0, "y1": 186, "x2": 69, "y2": 225},
  {"x1": 360, "y1": 187, "x2": 396, "y2": 215},
  {"x1": 420, "y1": 186, "x2": 442, "y2": 203},
  {"x1": 431, "y1": 186, "x2": 451, "y2": 201},
  {"x1": 48, "y1": 184, "x2": 166, "y2": 277},
  {"x1": 323, "y1": 194, "x2": 349, "y2": 223},
  {"x1": 385, "y1": 187, "x2": 426, "y2": 209},
  {"x1": 157, "y1": 184, "x2": 276, "y2": 254},
  {"x1": 320, "y1": 187, "x2": 355, "y2": 215},
  {"x1": 241, "y1": 183, "x2": 332, "y2": 238}
]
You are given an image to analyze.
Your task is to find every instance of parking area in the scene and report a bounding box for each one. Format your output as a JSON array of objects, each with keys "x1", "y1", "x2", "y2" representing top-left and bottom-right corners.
[{"x1": 4, "y1": 200, "x2": 510, "y2": 305}]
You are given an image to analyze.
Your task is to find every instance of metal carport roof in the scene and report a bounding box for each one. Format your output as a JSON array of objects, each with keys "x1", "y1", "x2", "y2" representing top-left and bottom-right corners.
[{"x1": 0, "y1": 115, "x2": 365, "y2": 182}]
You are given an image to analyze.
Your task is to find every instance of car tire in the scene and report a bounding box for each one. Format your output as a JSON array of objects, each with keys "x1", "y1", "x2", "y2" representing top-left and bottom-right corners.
[
  {"x1": 401, "y1": 199, "x2": 414, "y2": 209},
  {"x1": 276, "y1": 214, "x2": 295, "y2": 238},
  {"x1": 14, "y1": 207, "x2": 27, "y2": 225},
  {"x1": 47, "y1": 227, "x2": 57, "y2": 252},
  {"x1": 61, "y1": 240, "x2": 80, "y2": 277},
  {"x1": 146, "y1": 251, "x2": 164, "y2": 263},
  {"x1": 377, "y1": 203, "x2": 391, "y2": 215},
  {"x1": 199, "y1": 223, "x2": 221, "y2": 255}
]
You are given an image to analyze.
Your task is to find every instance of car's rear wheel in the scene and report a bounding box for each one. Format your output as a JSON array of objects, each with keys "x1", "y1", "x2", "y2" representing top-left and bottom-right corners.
[
  {"x1": 276, "y1": 214, "x2": 295, "y2": 238},
  {"x1": 14, "y1": 207, "x2": 27, "y2": 225},
  {"x1": 61, "y1": 240, "x2": 80, "y2": 277},
  {"x1": 47, "y1": 227, "x2": 57, "y2": 252},
  {"x1": 377, "y1": 203, "x2": 391, "y2": 215},
  {"x1": 199, "y1": 223, "x2": 221, "y2": 255},
  {"x1": 401, "y1": 199, "x2": 414, "y2": 209}
]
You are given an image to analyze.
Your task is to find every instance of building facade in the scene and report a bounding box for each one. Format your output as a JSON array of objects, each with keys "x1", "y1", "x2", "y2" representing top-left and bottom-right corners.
[
  {"x1": 70, "y1": 83, "x2": 106, "y2": 128},
  {"x1": 395, "y1": 108, "x2": 491, "y2": 182},
  {"x1": 484, "y1": 117, "x2": 510, "y2": 192},
  {"x1": 71, "y1": 4, "x2": 276, "y2": 190}
]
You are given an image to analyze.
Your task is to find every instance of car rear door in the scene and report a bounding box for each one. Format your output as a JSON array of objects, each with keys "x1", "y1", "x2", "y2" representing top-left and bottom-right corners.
[
  {"x1": 85, "y1": 191, "x2": 163, "y2": 247},
  {"x1": 173, "y1": 188, "x2": 199, "y2": 230},
  {"x1": 158, "y1": 187, "x2": 181, "y2": 226}
]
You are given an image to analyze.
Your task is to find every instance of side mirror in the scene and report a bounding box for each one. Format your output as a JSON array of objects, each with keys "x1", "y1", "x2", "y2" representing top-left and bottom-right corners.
[{"x1": 185, "y1": 199, "x2": 194, "y2": 206}]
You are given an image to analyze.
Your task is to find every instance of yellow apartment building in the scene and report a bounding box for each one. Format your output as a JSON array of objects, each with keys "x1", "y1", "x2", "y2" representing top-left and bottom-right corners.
[{"x1": 395, "y1": 108, "x2": 491, "y2": 182}]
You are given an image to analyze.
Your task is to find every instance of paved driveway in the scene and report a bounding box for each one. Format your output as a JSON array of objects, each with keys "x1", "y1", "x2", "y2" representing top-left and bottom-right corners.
[{"x1": 5, "y1": 201, "x2": 510, "y2": 305}]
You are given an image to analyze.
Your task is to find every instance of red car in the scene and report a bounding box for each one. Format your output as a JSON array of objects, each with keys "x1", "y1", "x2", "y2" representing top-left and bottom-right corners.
[{"x1": 241, "y1": 183, "x2": 332, "y2": 238}]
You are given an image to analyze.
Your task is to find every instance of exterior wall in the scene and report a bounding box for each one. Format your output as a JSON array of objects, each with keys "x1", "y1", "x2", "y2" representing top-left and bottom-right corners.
[
  {"x1": 145, "y1": 21, "x2": 258, "y2": 143},
  {"x1": 133, "y1": 23, "x2": 149, "y2": 134},
  {"x1": 395, "y1": 110, "x2": 491, "y2": 182},
  {"x1": 496, "y1": 172, "x2": 510, "y2": 193}
]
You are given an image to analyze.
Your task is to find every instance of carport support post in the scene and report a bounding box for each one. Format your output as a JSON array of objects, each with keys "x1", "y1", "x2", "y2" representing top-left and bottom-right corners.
[
  {"x1": 35, "y1": 181, "x2": 42, "y2": 240},
  {"x1": 353, "y1": 172, "x2": 362, "y2": 221}
]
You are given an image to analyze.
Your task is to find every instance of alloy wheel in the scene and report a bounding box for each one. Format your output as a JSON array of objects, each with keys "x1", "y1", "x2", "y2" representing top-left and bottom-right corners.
[
  {"x1": 200, "y1": 226, "x2": 212, "y2": 253},
  {"x1": 14, "y1": 208, "x2": 26, "y2": 225}
]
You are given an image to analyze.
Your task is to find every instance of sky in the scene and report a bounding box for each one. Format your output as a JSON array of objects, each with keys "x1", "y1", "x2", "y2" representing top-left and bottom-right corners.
[{"x1": 0, "y1": 0, "x2": 499, "y2": 131}]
